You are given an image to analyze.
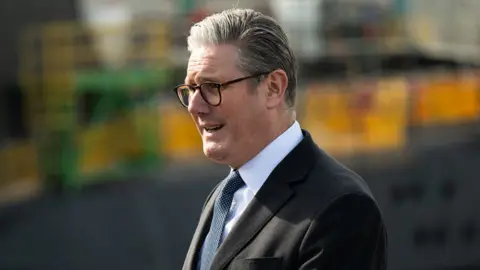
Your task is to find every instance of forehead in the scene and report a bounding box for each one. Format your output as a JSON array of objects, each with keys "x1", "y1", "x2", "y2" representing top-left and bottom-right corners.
[{"x1": 186, "y1": 44, "x2": 239, "y2": 81}]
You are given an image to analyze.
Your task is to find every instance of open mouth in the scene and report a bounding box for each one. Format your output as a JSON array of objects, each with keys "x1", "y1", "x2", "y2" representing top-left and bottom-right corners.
[{"x1": 204, "y1": 125, "x2": 224, "y2": 132}]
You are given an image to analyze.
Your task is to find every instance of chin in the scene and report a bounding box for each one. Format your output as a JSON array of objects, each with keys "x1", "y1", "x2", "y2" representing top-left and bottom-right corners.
[{"x1": 203, "y1": 141, "x2": 229, "y2": 164}]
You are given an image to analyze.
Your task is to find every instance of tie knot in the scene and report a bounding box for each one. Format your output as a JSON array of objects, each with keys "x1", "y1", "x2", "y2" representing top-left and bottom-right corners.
[{"x1": 222, "y1": 170, "x2": 244, "y2": 195}]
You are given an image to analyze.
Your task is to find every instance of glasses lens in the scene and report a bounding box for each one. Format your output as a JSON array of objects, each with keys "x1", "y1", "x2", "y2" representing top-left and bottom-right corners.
[
  {"x1": 176, "y1": 85, "x2": 192, "y2": 107},
  {"x1": 200, "y1": 83, "x2": 220, "y2": 106}
]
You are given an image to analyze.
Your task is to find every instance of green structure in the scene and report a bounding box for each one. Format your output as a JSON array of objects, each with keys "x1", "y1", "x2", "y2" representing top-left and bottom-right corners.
[
  {"x1": 38, "y1": 67, "x2": 171, "y2": 191},
  {"x1": 19, "y1": 20, "x2": 173, "y2": 192}
]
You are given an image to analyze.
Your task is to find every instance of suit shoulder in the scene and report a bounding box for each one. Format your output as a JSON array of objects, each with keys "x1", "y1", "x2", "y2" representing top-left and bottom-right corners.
[
  {"x1": 295, "y1": 147, "x2": 378, "y2": 217},
  {"x1": 313, "y1": 148, "x2": 373, "y2": 197}
]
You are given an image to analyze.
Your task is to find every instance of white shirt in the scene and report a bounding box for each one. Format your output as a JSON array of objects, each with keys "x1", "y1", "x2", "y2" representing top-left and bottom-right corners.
[{"x1": 222, "y1": 120, "x2": 304, "y2": 241}]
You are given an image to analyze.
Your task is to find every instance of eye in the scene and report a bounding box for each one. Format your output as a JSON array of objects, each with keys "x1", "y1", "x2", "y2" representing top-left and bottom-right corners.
[{"x1": 201, "y1": 82, "x2": 219, "y2": 93}]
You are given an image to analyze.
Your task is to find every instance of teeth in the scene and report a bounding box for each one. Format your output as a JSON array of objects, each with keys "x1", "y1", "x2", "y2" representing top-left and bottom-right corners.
[{"x1": 205, "y1": 125, "x2": 221, "y2": 131}]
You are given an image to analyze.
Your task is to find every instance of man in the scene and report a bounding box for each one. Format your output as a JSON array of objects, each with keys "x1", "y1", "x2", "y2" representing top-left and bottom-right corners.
[{"x1": 176, "y1": 8, "x2": 387, "y2": 270}]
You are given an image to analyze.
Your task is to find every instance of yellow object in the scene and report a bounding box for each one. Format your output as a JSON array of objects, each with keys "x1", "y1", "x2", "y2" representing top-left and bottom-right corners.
[
  {"x1": 0, "y1": 142, "x2": 39, "y2": 187},
  {"x1": 414, "y1": 74, "x2": 480, "y2": 125},
  {"x1": 360, "y1": 78, "x2": 408, "y2": 152},
  {"x1": 158, "y1": 104, "x2": 203, "y2": 161},
  {"x1": 301, "y1": 83, "x2": 356, "y2": 156}
]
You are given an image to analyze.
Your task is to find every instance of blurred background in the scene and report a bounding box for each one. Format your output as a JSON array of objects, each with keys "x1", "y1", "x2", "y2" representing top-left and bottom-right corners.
[{"x1": 0, "y1": 0, "x2": 479, "y2": 269}]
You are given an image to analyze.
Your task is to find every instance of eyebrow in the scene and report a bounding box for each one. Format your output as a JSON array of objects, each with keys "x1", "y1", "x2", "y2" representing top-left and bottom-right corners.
[{"x1": 187, "y1": 75, "x2": 221, "y2": 85}]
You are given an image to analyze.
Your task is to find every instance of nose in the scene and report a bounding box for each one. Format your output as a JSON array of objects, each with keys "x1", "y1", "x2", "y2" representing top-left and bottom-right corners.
[{"x1": 187, "y1": 89, "x2": 209, "y2": 115}]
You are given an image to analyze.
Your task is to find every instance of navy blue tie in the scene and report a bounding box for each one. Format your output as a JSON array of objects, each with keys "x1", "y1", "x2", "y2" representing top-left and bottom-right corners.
[{"x1": 200, "y1": 170, "x2": 245, "y2": 270}]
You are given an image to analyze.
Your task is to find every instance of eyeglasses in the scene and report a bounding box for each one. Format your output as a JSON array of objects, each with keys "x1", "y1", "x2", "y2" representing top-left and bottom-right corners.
[{"x1": 173, "y1": 73, "x2": 269, "y2": 107}]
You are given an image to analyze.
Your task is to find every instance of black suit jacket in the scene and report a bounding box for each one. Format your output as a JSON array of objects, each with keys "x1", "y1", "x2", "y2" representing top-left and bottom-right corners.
[{"x1": 183, "y1": 130, "x2": 387, "y2": 270}]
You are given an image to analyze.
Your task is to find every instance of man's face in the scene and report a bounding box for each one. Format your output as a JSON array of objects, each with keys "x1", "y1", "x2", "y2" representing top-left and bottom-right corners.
[{"x1": 185, "y1": 44, "x2": 268, "y2": 167}]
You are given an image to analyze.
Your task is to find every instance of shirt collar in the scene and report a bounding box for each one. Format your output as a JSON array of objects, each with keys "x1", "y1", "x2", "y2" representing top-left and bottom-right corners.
[{"x1": 235, "y1": 121, "x2": 303, "y2": 195}]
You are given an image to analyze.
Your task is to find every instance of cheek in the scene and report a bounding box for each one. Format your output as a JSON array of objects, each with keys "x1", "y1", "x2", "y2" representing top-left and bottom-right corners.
[
  {"x1": 221, "y1": 89, "x2": 264, "y2": 137},
  {"x1": 230, "y1": 100, "x2": 264, "y2": 137}
]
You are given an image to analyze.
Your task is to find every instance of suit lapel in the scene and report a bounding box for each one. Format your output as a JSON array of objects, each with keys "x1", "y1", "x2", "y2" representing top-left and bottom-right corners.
[
  {"x1": 211, "y1": 180, "x2": 293, "y2": 270},
  {"x1": 210, "y1": 130, "x2": 318, "y2": 270},
  {"x1": 183, "y1": 184, "x2": 223, "y2": 270}
]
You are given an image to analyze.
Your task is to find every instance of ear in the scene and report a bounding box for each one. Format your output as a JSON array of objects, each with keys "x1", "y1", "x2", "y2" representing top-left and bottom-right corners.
[{"x1": 265, "y1": 69, "x2": 288, "y2": 109}]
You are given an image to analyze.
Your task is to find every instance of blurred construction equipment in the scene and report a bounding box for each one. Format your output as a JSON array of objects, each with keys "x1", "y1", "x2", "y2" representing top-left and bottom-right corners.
[{"x1": 14, "y1": 18, "x2": 172, "y2": 191}]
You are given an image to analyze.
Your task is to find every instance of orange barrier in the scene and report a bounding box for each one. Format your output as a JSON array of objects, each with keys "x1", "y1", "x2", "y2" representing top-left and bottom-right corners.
[
  {"x1": 412, "y1": 72, "x2": 480, "y2": 125},
  {"x1": 302, "y1": 71, "x2": 480, "y2": 156},
  {"x1": 360, "y1": 77, "x2": 409, "y2": 152},
  {"x1": 301, "y1": 77, "x2": 409, "y2": 154},
  {"x1": 301, "y1": 82, "x2": 358, "y2": 156}
]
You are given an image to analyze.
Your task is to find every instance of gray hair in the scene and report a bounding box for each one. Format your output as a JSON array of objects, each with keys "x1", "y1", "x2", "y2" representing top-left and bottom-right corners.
[{"x1": 187, "y1": 8, "x2": 298, "y2": 107}]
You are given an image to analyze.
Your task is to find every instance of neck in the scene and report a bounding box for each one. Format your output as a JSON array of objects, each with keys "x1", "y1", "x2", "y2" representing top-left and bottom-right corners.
[{"x1": 230, "y1": 112, "x2": 295, "y2": 169}]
